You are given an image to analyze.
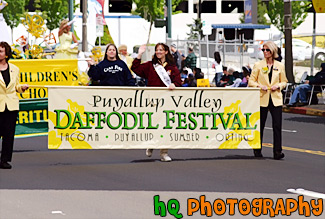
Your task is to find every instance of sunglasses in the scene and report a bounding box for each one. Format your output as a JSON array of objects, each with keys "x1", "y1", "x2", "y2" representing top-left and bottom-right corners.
[{"x1": 261, "y1": 49, "x2": 271, "y2": 52}]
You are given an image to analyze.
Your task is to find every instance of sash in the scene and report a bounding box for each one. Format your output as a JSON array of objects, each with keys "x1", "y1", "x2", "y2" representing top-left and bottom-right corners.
[{"x1": 153, "y1": 63, "x2": 171, "y2": 87}]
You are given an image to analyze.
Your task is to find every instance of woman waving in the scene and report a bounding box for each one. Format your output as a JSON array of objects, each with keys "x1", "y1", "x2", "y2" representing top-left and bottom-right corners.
[{"x1": 131, "y1": 43, "x2": 181, "y2": 162}]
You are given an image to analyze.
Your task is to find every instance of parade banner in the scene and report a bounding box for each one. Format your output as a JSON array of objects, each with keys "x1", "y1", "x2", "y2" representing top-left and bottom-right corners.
[
  {"x1": 15, "y1": 99, "x2": 48, "y2": 137},
  {"x1": 48, "y1": 86, "x2": 261, "y2": 149},
  {"x1": 9, "y1": 59, "x2": 80, "y2": 100}
]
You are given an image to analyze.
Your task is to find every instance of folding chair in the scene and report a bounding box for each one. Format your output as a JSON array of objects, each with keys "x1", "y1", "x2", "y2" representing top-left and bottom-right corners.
[
  {"x1": 283, "y1": 83, "x2": 295, "y2": 104},
  {"x1": 308, "y1": 85, "x2": 325, "y2": 105}
]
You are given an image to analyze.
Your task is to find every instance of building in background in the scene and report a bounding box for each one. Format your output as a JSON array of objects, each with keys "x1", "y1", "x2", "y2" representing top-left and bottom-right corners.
[{"x1": 2, "y1": 0, "x2": 325, "y2": 53}]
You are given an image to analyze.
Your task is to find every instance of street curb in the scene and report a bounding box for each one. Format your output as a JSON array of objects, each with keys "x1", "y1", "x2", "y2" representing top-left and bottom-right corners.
[{"x1": 283, "y1": 107, "x2": 325, "y2": 117}]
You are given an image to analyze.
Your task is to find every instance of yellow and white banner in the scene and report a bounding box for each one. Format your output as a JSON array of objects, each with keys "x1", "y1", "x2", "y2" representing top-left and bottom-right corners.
[
  {"x1": 10, "y1": 59, "x2": 80, "y2": 99},
  {"x1": 48, "y1": 87, "x2": 261, "y2": 149}
]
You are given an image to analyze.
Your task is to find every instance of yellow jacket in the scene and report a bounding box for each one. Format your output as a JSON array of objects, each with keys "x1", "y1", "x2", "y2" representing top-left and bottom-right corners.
[
  {"x1": 248, "y1": 59, "x2": 288, "y2": 107},
  {"x1": 119, "y1": 54, "x2": 135, "y2": 77},
  {"x1": 0, "y1": 63, "x2": 24, "y2": 112}
]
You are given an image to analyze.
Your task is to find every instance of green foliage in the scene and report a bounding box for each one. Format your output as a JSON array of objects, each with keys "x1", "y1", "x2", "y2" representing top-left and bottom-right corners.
[
  {"x1": 129, "y1": 0, "x2": 184, "y2": 44},
  {"x1": 38, "y1": 0, "x2": 69, "y2": 31},
  {"x1": 130, "y1": 0, "x2": 183, "y2": 21},
  {"x1": 2, "y1": 0, "x2": 26, "y2": 29},
  {"x1": 267, "y1": 0, "x2": 312, "y2": 33},
  {"x1": 73, "y1": 29, "x2": 80, "y2": 41},
  {"x1": 187, "y1": 18, "x2": 202, "y2": 40},
  {"x1": 130, "y1": 0, "x2": 164, "y2": 23},
  {"x1": 186, "y1": 18, "x2": 202, "y2": 50},
  {"x1": 34, "y1": 0, "x2": 42, "y2": 12},
  {"x1": 95, "y1": 25, "x2": 115, "y2": 45},
  {"x1": 239, "y1": 0, "x2": 270, "y2": 25}
]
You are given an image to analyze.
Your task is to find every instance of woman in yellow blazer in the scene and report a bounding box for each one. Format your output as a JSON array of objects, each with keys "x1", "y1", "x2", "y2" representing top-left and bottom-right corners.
[
  {"x1": 0, "y1": 41, "x2": 28, "y2": 169},
  {"x1": 248, "y1": 41, "x2": 287, "y2": 160}
]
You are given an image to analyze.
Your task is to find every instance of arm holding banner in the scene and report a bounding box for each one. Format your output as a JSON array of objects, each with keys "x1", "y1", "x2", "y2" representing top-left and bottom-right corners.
[
  {"x1": 169, "y1": 65, "x2": 182, "y2": 88},
  {"x1": 271, "y1": 62, "x2": 287, "y2": 91},
  {"x1": 248, "y1": 64, "x2": 261, "y2": 88},
  {"x1": 11, "y1": 64, "x2": 28, "y2": 93},
  {"x1": 15, "y1": 76, "x2": 29, "y2": 93},
  {"x1": 249, "y1": 62, "x2": 268, "y2": 91}
]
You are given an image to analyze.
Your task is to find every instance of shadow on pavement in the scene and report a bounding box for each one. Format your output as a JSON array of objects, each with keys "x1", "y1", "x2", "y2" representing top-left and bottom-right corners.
[
  {"x1": 130, "y1": 155, "x2": 283, "y2": 163},
  {"x1": 284, "y1": 116, "x2": 325, "y2": 124}
]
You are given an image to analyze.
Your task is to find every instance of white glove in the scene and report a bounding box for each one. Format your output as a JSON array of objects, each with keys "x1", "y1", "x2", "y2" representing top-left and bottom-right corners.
[
  {"x1": 70, "y1": 43, "x2": 78, "y2": 49},
  {"x1": 67, "y1": 19, "x2": 76, "y2": 26}
]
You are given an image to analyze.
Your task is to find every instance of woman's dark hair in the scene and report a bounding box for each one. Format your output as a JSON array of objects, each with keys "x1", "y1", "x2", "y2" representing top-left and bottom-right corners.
[
  {"x1": 222, "y1": 66, "x2": 227, "y2": 72},
  {"x1": 194, "y1": 68, "x2": 204, "y2": 79},
  {"x1": 243, "y1": 70, "x2": 251, "y2": 78},
  {"x1": 188, "y1": 74, "x2": 197, "y2": 87},
  {"x1": 0, "y1": 41, "x2": 12, "y2": 63},
  {"x1": 182, "y1": 69, "x2": 188, "y2": 75},
  {"x1": 193, "y1": 67, "x2": 201, "y2": 75},
  {"x1": 152, "y1": 43, "x2": 175, "y2": 65},
  {"x1": 242, "y1": 66, "x2": 251, "y2": 75},
  {"x1": 104, "y1": 43, "x2": 120, "y2": 61},
  {"x1": 214, "y1": 51, "x2": 221, "y2": 64},
  {"x1": 277, "y1": 47, "x2": 281, "y2": 56},
  {"x1": 242, "y1": 66, "x2": 251, "y2": 77},
  {"x1": 233, "y1": 71, "x2": 241, "y2": 79}
]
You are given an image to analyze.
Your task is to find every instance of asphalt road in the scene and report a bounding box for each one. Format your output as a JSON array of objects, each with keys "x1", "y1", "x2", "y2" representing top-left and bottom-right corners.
[{"x1": 1, "y1": 112, "x2": 324, "y2": 218}]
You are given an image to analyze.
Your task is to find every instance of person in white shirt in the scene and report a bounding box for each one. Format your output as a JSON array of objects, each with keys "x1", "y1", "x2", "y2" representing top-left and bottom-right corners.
[{"x1": 212, "y1": 51, "x2": 223, "y2": 86}]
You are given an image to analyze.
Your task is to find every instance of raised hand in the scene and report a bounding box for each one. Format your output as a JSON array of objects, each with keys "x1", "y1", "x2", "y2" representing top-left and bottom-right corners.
[{"x1": 138, "y1": 45, "x2": 146, "y2": 55}]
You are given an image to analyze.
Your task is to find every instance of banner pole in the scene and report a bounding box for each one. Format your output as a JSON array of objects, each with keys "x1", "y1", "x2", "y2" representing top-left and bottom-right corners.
[{"x1": 27, "y1": 85, "x2": 46, "y2": 88}]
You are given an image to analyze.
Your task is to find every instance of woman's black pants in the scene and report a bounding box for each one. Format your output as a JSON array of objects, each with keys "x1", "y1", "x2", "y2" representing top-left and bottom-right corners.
[
  {"x1": 255, "y1": 99, "x2": 283, "y2": 154},
  {"x1": 0, "y1": 108, "x2": 18, "y2": 163}
]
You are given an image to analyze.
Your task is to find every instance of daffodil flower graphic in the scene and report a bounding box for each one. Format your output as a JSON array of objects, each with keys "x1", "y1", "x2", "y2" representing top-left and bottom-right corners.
[
  {"x1": 215, "y1": 100, "x2": 260, "y2": 149},
  {"x1": 261, "y1": 67, "x2": 269, "y2": 74},
  {"x1": 48, "y1": 99, "x2": 92, "y2": 149}
]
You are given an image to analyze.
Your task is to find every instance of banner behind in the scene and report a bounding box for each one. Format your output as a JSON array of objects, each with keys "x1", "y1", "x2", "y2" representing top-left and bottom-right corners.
[
  {"x1": 16, "y1": 99, "x2": 48, "y2": 137},
  {"x1": 48, "y1": 87, "x2": 261, "y2": 149},
  {"x1": 10, "y1": 59, "x2": 80, "y2": 100}
]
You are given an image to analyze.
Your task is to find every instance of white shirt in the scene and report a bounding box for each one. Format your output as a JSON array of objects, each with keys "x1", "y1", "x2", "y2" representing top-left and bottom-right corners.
[{"x1": 212, "y1": 61, "x2": 223, "y2": 73}]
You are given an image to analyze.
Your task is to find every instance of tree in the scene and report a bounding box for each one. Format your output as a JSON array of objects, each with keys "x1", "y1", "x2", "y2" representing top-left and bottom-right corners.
[
  {"x1": 2, "y1": 0, "x2": 26, "y2": 41},
  {"x1": 267, "y1": 0, "x2": 312, "y2": 33},
  {"x1": 129, "y1": 0, "x2": 183, "y2": 44},
  {"x1": 34, "y1": 0, "x2": 41, "y2": 12},
  {"x1": 186, "y1": 18, "x2": 202, "y2": 50},
  {"x1": 38, "y1": 0, "x2": 69, "y2": 32},
  {"x1": 239, "y1": 0, "x2": 270, "y2": 25}
]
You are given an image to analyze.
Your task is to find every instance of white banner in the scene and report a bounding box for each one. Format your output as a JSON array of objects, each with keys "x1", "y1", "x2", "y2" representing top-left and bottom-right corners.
[{"x1": 48, "y1": 87, "x2": 261, "y2": 149}]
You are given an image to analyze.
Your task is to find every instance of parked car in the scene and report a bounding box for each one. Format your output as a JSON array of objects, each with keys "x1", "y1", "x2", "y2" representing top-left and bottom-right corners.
[
  {"x1": 249, "y1": 39, "x2": 325, "y2": 61},
  {"x1": 280, "y1": 39, "x2": 325, "y2": 61}
]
